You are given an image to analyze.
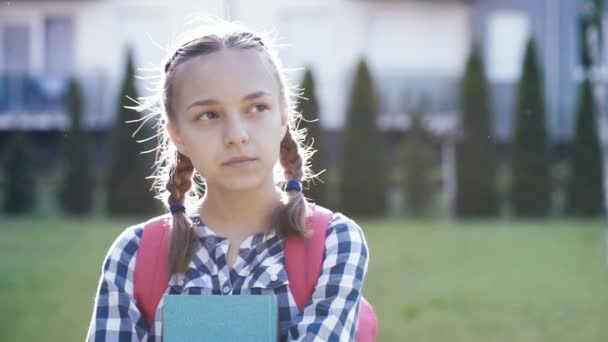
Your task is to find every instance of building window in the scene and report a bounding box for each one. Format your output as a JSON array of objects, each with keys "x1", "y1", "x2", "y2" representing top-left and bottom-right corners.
[
  {"x1": 486, "y1": 10, "x2": 530, "y2": 83},
  {"x1": 2, "y1": 24, "x2": 31, "y2": 73},
  {"x1": 1, "y1": 25, "x2": 31, "y2": 112},
  {"x1": 45, "y1": 17, "x2": 74, "y2": 75}
]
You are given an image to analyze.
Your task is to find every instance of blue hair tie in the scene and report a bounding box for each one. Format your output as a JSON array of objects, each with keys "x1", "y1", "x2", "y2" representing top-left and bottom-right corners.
[
  {"x1": 169, "y1": 203, "x2": 186, "y2": 215},
  {"x1": 284, "y1": 180, "x2": 302, "y2": 192}
]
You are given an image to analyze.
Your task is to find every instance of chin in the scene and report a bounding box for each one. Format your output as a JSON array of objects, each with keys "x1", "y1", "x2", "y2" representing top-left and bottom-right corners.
[{"x1": 218, "y1": 172, "x2": 267, "y2": 192}]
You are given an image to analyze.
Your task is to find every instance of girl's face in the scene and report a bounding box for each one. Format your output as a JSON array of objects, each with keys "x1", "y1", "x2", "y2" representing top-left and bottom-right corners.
[{"x1": 167, "y1": 48, "x2": 288, "y2": 192}]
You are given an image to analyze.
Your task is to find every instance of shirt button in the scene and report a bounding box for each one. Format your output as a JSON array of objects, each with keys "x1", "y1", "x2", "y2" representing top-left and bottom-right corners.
[
  {"x1": 222, "y1": 284, "x2": 231, "y2": 294},
  {"x1": 177, "y1": 278, "x2": 184, "y2": 286},
  {"x1": 270, "y1": 274, "x2": 278, "y2": 282}
]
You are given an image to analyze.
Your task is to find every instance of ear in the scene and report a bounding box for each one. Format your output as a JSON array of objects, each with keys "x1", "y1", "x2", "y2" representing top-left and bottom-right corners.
[{"x1": 167, "y1": 121, "x2": 189, "y2": 156}]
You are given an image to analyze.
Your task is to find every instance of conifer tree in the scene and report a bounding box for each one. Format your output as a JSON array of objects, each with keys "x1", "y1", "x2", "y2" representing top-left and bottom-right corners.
[
  {"x1": 340, "y1": 60, "x2": 386, "y2": 217},
  {"x1": 297, "y1": 69, "x2": 329, "y2": 206},
  {"x1": 402, "y1": 113, "x2": 434, "y2": 217},
  {"x1": 3, "y1": 131, "x2": 35, "y2": 214},
  {"x1": 512, "y1": 38, "x2": 551, "y2": 217},
  {"x1": 106, "y1": 50, "x2": 159, "y2": 216},
  {"x1": 59, "y1": 78, "x2": 94, "y2": 215},
  {"x1": 455, "y1": 44, "x2": 499, "y2": 217}
]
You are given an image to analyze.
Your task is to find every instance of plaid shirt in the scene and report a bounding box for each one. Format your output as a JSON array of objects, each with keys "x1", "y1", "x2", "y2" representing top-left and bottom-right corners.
[{"x1": 86, "y1": 212, "x2": 369, "y2": 341}]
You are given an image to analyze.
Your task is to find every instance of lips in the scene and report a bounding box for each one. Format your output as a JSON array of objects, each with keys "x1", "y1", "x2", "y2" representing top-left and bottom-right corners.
[{"x1": 222, "y1": 157, "x2": 258, "y2": 167}]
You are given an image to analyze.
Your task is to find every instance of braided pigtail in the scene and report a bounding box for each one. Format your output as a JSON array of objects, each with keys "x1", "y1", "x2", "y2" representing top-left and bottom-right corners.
[
  {"x1": 166, "y1": 152, "x2": 199, "y2": 275},
  {"x1": 273, "y1": 128, "x2": 311, "y2": 239}
]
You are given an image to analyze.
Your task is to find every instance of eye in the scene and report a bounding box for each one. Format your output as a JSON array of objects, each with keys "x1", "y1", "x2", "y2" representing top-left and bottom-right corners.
[
  {"x1": 251, "y1": 104, "x2": 269, "y2": 113},
  {"x1": 196, "y1": 111, "x2": 218, "y2": 121}
]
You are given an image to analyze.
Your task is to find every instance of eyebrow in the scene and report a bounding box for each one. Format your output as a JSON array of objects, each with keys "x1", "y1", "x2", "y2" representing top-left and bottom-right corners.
[{"x1": 185, "y1": 91, "x2": 273, "y2": 111}]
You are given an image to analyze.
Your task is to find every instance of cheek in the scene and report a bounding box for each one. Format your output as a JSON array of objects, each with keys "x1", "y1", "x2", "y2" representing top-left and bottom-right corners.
[
  {"x1": 255, "y1": 122, "x2": 284, "y2": 163},
  {"x1": 190, "y1": 151, "x2": 214, "y2": 177},
  {"x1": 180, "y1": 130, "x2": 217, "y2": 175}
]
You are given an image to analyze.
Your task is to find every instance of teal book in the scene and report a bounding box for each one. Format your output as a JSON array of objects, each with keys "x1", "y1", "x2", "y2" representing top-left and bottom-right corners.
[{"x1": 163, "y1": 294, "x2": 278, "y2": 342}]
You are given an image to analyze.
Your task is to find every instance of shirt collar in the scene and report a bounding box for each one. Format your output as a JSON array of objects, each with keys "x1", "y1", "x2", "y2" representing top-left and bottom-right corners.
[
  {"x1": 167, "y1": 214, "x2": 285, "y2": 289},
  {"x1": 189, "y1": 214, "x2": 280, "y2": 252}
]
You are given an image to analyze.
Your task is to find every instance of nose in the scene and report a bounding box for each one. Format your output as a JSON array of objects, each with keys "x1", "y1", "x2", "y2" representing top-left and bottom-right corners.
[{"x1": 223, "y1": 115, "x2": 249, "y2": 147}]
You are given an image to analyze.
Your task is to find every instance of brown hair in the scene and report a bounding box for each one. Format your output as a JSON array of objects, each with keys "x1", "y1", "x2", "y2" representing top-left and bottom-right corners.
[{"x1": 135, "y1": 19, "x2": 316, "y2": 276}]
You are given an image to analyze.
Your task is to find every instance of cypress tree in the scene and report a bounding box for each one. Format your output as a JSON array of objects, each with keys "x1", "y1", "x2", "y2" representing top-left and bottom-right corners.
[
  {"x1": 340, "y1": 60, "x2": 386, "y2": 217},
  {"x1": 512, "y1": 38, "x2": 551, "y2": 217},
  {"x1": 3, "y1": 131, "x2": 35, "y2": 214},
  {"x1": 579, "y1": 0, "x2": 604, "y2": 70},
  {"x1": 297, "y1": 69, "x2": 329, "y2": 206},
  {"x1": 566, "y1": 56, "x2": 603, "y2": 214},
  {"x1": 566, "y1": 0, "x2": 604, "y2": 217},
  {"x1": 455, "y1": 44, "x2": 499, "y2": 217},
  {"x1": 106, "y1": 49, "x2": 159, "y2": 216},
  {"x1": 402, "y1": 112, "x2": 434, "y2": 217},
  {"x1": 59, "y1": 78, "x2": 94, "y2": 215},
  {"x1": 566, "y1": 80, "x2": 603, "y2": 216}
]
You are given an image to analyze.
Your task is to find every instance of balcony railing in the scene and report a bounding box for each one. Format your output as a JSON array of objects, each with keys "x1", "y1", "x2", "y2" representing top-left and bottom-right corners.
[
  {"x1": 0, "y1": 74, "x2": 68, "y2": 114},
  {"x1": 0, "y1": 72, "x2": 108, "y2": 131}
]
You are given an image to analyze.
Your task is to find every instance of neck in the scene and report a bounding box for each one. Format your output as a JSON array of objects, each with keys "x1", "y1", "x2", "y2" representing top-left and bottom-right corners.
[{"x1": 197, "y1": 178, "x2": 283, "y2": 238}]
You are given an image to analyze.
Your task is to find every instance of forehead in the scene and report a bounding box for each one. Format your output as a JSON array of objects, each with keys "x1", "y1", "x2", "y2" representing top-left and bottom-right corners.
[{"x1": 171, "y1": 48, "x2": 280, "y2": 111}]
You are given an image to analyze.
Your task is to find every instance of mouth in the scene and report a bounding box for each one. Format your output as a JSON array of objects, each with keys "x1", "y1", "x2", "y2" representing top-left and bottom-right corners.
[{"x1": 222, "y1": 157, "x2": 258, "y2": 167}]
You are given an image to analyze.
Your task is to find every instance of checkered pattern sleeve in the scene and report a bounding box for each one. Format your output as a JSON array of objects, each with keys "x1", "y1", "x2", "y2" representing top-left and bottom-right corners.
[
  {"x1": 287, "y1": 214, "x2": 370, "y2": 341},
  {"x1": 85, "y1": 225, "x2": 149, "y2": 342}
]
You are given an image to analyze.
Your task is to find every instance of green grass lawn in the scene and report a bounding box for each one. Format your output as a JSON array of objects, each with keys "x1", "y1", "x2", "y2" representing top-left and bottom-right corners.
[{"x1": 1, "y1": 217, "x2": 607, "y2": 341}]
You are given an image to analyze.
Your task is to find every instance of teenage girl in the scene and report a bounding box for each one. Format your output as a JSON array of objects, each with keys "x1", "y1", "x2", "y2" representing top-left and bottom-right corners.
[{"x1": 86, "y1": 19, "x2": 369, "y2": 341}]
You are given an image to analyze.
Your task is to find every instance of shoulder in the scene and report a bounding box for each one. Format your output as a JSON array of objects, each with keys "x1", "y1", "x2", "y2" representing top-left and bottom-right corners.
[
  {"x1": 325, "y1": 212, "x2": 369, "y2": 259},
  {"x1": 319, "y1": 211, "x2": 369, "y2": 283},
  {"x1": 327, "y1": 212, "x2": 366, "y2": 243},
  {"x1": 101, "y1": 223, "x2": 145, "y2": 272},
  {"x1": 312, "y1": 204, "x2": 366, "y2": 241}
]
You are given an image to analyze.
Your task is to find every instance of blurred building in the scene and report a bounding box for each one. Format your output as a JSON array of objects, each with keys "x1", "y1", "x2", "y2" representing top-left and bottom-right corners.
[{"x1": 0, "y1": 0, "x2": 605, "y2": 167}]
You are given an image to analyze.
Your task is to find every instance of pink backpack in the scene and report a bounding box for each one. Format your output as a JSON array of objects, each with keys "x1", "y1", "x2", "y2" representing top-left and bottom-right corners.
[{"x1": 134, "y1": 204, "x2": 378, "y2": 341}]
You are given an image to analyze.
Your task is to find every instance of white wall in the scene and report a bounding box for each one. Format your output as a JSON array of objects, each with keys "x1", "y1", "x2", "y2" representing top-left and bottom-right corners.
[
  {"x1": 236, "y1": 0, "x2": 471, "y2": 129},
  {"x1": 1, "y1": 0, "x2": 473, "y2": 130},
  {"x1": 273, "y1": 0, "x2": 365, "y2": 130},
  {"x1": 365, "y1": 1, "x2": 471, "y2": 77}
]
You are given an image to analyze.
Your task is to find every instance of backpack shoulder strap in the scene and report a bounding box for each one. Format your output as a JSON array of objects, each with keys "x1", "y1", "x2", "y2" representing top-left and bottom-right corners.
[
  {"x1": 134, "y1": 206, "x2": 334, "y2": 324},
  {"x1": 285, "y1": 203, "x2": 334, "y2": 311},
  {"x1": 134, "y1": 215, "x2": 171, "y2": 330}
]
